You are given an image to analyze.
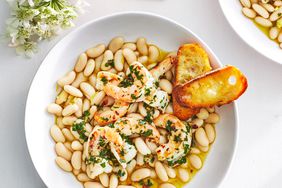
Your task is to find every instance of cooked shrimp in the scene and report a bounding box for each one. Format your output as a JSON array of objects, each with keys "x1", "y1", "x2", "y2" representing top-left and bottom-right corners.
[
  {"x1": 149, "y1": 56, "x2": 175, "y2": 80},
  {"x1": 85, "y1": 126, "x2": 137, "y2": 178},
  {"x1": 154, "y1": 114, "x2": 192, "y2": 166},
  {"x1": 144, "y1": 89, "x2": 169, "y2": 112},
  {"x1": 96, "y1": 61, "x2": 156, "y2": 103},
  {"x1": 94, "y1": 100, "x2": 130, "y2": 125},
  {"x1": 113, "y1": 117, "x2": 160, "y2": 140}
]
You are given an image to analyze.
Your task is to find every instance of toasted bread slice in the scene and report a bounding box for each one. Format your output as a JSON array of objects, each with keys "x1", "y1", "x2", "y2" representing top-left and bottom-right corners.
[
  {"x1": 174, "y1": 66, "x2": 248, "y2": 108},
  {"x1": 175, "y1": 44, "x2": 212, "y2": 85},
  {"x1": 172, "y1": 44, "x2": 212, "y2": 120}
]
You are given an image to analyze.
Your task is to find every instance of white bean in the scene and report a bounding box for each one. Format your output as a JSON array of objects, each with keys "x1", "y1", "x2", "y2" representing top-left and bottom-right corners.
[
  {"x1": 64, "y1": 85, "x2": 83, "y2": 97},
  {"x1": 75, "y1": 53, "x2": 88, "y2": 72},
  {"x1": 136, "y1": 37, "x2": 148, "y2": 55},
  {"x1": 128, "y1": 103, "x2": 138, "y2": 113},
  {"x1": 55, "y1": 156, "x2": 72, "y2": 172},
  {"x1": 197, "y1": 143, "x2": 209, "y2": 153},
  {"x1": 131, "y1": 168, "x2": 151, "y2": 181},
  {"x1": 74, "y1": 98, "x2": 83, "y2": 117},
  {"x1": 270, "y1": 6, "x2": 282, "y2": 21},
  {"x1": 191, "y1": 118, "x2": 204, "y2": 128},
  {"x1": 127, "y1": 113, "x2": 143, "y2": 119},
  {"x1": 83, "y1": 99, "x2": 90, "y2": 112},
  {"x1": 122, "y1": 48, "x2": 137, "y2": 64},
  {"x1": 190, "y1": 147, "x2": 201, "y2": 154},
  {"x1": 155, "y1": 161, "x2": 168, "y2": 182},
  {"x1": 85, "y1": 123, "x2": 92, "y2": 133},
  {"x1": 47, "y1": 103, "x2": 62, "y2": 116},
  {"x1": 88, "y1": 74, "x2": 97, "y2": 89},
  {"x1": 64, "y1": 142, "x2": 73, "y2": 152},
  {"x1": 206, "y1": 107, "x2": 215, "y2": 113},
  {"x1": 242, "y1": 7, "x2": 257, "y2": 18},
  {"x1": 136, "y1": 153, "x2": 144, "y2": 166},
  {"x1": 99, "y1": 173, "x2": 109, "y2": 187},
  {"x1": 89, "y1": 105, "x2": 97, "y2": 120},
  {"x1": 269, "y1": 27, "x2": 280, "y2": 39},
  {"x1": 55, "y1": 142, "x2": 72, "y2": 161},
  {"x1": 71, "y1": 151, "x2": 82, "y2": 170},
  {"x1": 165, "y1": 103, "x2": 173, "y2": 114},
  {"x1": 62, "y1": 116, "x2": 77, "y2": 126},
  {"x1": 92, "y1": 91, "x2": 106, "y2": 105},
  {"x1": 164, "y1": 165, "x2": 176, "y2": 178},
  {"x1": 148, "y1": 45, "x2": 160, "y2": 62},
  {"x1": 205, "y1": 124, "x2": 216, "y2": 143},
  {"x1": 196, "y1": 108, "x2": 209, "y2": 120},
  {"x1": 178, "y1": 168, "x2": 190, "y2": 182},
  {"x1": 274, "y1": 0, "x2": 282, "y2": 6},
  {"x1": 122, "y1": 42, "x2": 137, "y2": 50},
  {"x1": 278, "y1": 32, "x2": 282, "y2": 42},
  {"x1": 165, "y1": 70, "x2": 173, "y2": 81},
  {"x1": 189, "y1": 154, "x2": 202, "y2": 169},
  {"x1": 84, "y1": 182, "x2": 104, "y2": 188},
  {"x1": 137, "y1": 56, "x2": 148, "y2": 64},
  {"x1": 58, "y1": 71, "x2": 76, "y2": 87},
  {"x1": 101, "y1": 50, "x2": 114, "y2": 71},
  {"x1": 159, "y1": 183, "x2": 176, "y2": 188},
  {"x1": 84, "y1": 59, "x2": 95, "y2": 77},
  {"x1": 56, "y1": 117, "x2": 64, "y2": 129},
  {"x1": 109, "y1": 37, "x2": 124, "y2": 53},
  {"x1": 81, "y1": 162, "x2": 86, "y2": 172},
  {"x1": 255, "y1": 16, "x2": 273, "y2": 27},
  {"x1": 119, "y1": 169, "x2": 128, "y2": 182},
  {"x1": 77, "y1": 173, "x2": 91, "y2": 182},
  {"x1": 145, "y1": 139, "x2": 157, "y2": 154},
  {"x1": 134, "y1": 51, "x2": 140, "y2": 57},
  {"x1": 240, "y1": 0, "x2": 251, "y2": 8},
  {"x1": 109, "y1": 174, "x2": 118, "y2": 188},
  {"x1": 56, "y1": 90, "x2": 68, "y2": 105},
  {"x1": 114, "y1": 49, "x2": 124, "y2": 71},
  {"x1": 71, "y1": 140, "x2": 83, "y2": 151},
  {"x1": 195, "y1": 127, "x2": 209, "y2": 147},
  {"x1": 71, "y1": 72, "x2": 87, "y2": 88},
  {"x1": 86, "y1": 44, "x2": 106, "y2": 58},
  {"x1": 159, "y1": 79, "x2": 173, "y2": 94},
  {"x1": 73, "y1": 169, "x2": 80, "y2": 175},
  {"x1": 134, "y1": 137, "x2": 151, "y2": 155},
  {"x1": 138, "y1": 103, "x2": 147, "y2": 117},
  {"x1": 62, "y1": 104, "x2": 79, "y2": 116},
  {"x1": 260, "y1": 3, "x2": 275, "y2": 12},
  {"x1": 252, "y1": 4, "x2": 269, "y2": 18},
  {"x1": 126, "y1": 159, "x2": 136, "y2": 174},
  {"x1": 205, "y1": 113, "x2": 220, "y2": 124},
  {"x1": 94, "y1": 54, "x2": 103, "y2": 74},
  {"x1": 150, "y1": 170, "x2": 157, "y2": 178},
  {"x1": 62, "y1": 128, "x2": 75, "y2": 141},
  {"x1": 50, "y1": 125, "x2": 65, "y2": 143},
  {"x1": 80, "y1": 82, "x2": 95, "y2": 100}
]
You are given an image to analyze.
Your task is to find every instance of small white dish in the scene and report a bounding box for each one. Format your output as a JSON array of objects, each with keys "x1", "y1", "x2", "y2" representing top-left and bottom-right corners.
[
  {"x1": 219, "y1": 0, "x2": 282, "y2": 65},
  {"x1": 25, "y1": 12, "x2": 238, "y2": 188}
]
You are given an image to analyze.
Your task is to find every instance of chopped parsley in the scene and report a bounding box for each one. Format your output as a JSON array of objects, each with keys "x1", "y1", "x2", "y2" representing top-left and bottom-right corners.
[
  {"x1": 139, "y1": 179, "x2": 153, "y2": 187},
  {"x1": 118, "y1": 76, "x2": 134, "y2": 88},
  {"x1": 145, "y1": 88, "x2": 151, "y2": 96},
  {"x1": 173, "y1": 135, "x2": 181, "y2": 142},
  {"x1": 108, "y1": 123, "x2": 115, "y2": 128},
  {"x1": 117, "y1": 169, "x2": 125, "y2": 177},
  {"x1": 72, "y1": 121, "x2": 88, "y2": 142},
  {"x1": 120, "y1": 133, "x2": 133, "y2": 144},
  {"x1": 105, "y1": 59, "x2": 114, "y2": 67},
  {"x1": 140, "y1": 129, "x2": 153, "y2": 137},
  {"x1": 100, "y1": 162, "x2": 106, "y2": 168},
  {"x1": 165, "y1": 120, "x2": 173, "y2": 132},
  {"x1": 101, "y1": 77, "x2": 108, "y2": 85}
]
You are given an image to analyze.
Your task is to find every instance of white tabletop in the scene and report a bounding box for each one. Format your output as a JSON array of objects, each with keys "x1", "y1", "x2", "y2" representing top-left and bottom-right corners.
[{"x1": 0, "y1": 0, "x2": 282, "y2": 187}]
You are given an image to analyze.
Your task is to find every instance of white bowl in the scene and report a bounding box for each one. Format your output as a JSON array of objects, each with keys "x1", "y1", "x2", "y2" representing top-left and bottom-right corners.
[
  {"x1": 25, "y1": 12, "x2": 238, "y2": 188},
  {"x1": 219, "y1": 0, "x2": 282, "y2": 65}
]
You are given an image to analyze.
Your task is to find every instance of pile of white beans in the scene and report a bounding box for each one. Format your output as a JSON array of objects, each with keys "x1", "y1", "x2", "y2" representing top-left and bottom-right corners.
[
  {"x1": 47, "y1": 37, "x2": 220, "y2": 188},
  {"x1": 240, "y1": 0, "x2": 282, "y2": 48}
]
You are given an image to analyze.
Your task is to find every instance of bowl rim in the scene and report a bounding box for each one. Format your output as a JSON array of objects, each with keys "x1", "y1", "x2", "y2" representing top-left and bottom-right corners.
[
  {"x1": 24, "y1": 11, "x2": 239, "y2": 188},
  {"x1": 218, "y1": 0, "x2": 282, "y2": 65}
]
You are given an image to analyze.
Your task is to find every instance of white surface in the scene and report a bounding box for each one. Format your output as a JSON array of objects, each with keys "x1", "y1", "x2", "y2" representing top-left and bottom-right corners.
[
  {"x1": 219, "y1": 0, "x2": 282, "y2": 65},
  {"x1": 25, "y1": 12, "x2": 238, "y2": 188},
  {"x1": 0, "y1": 0, "x2": 281, "y2": 188}
]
